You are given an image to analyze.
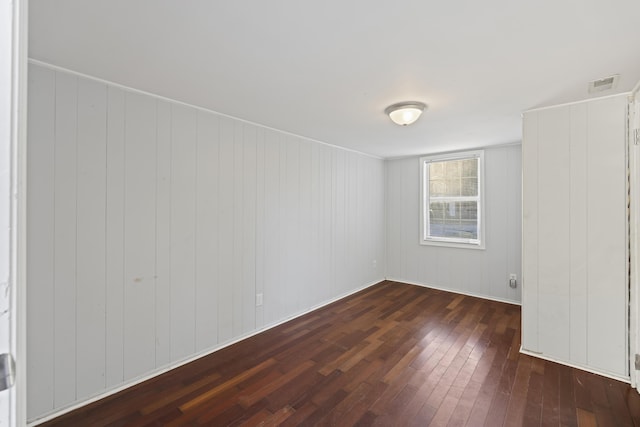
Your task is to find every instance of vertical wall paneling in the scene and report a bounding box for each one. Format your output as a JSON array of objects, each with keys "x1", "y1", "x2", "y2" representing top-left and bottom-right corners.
[
  {"x1": 242, "y1": 124, "x2": 257, "y2": 334},
  {"x1": 105, "y1": 86, "x2": 126, "y2": 387},
  {"x1": 312, "y1": 144, "x2": 323, "y2": 303},
  {"x1": 522, "y1": 113, "x2": 539, "y2": 351},
  {"x1": 123, "y1": 92, "x2": 157, "y2": 379},
  {"x1": 345, "y1": 153, "x2": 354, "y2": 289},
  {"x1": 232, "y1": 122, "x2": 245, "y2": 336},
  {"x1": 385, "y1": 145, "x2": 522, "y2": 304},
  {"x1": 217, "y1": 117, "x2": 235, "y2": 342},
  {"x1": 313, "y1": 145, "x2": 322, "y2": 302},
  {"x1": 372, "y1": 160, "x2": 385, "y2": 281},
  {"x1": 399, "y1": 161, "x2": 410, "y2": 283},
  {"x1": 363, "y1": 157, "x2": 373, "y2": 282},
  {"x1": 169, "y1": 104, "x2": 197, "y2": 360},
  {"x1": 369, "y1": 161, "x2": 381, "y2": 279},
  {"x1": 289, "y1": 137, "x2": 301, "y2": 310},
  {"x1": 521, "y1": 94, "x2": 628, "y2": 379},
  {"x1": 284, "y1": 138, "x2": 300, "y2": 312},
  {"x1": 75, "y1": 78, "x2": 107, "y2": 398},
  {"x1": 27, "y1": 64, "x2": 56, "y2": 419},
  {"x1": 585, "y1": 97, "x2": 627, "y2": 375},
  {"x1": 262, "y1": 130, "x2": 281, "y2": 326},
  {"x1": 320, "y1": 147, "x2": 336, "y2": 299},
  {"x1": 254, "y1": 129, "x2": 266, "y2": 328},
  {"x1": 53, "y1": 71, "x2": 78, "y2": 406},
  {"x1": 26, "y1": 63, "x2": 386, "y2": 421},
  {"x1": 279, "y1": 138, "x2": 293, "y2": 313},
  {"x1": 506, "y1": 147, "x2": 522, "y2": 302},
  {"x1": 348, "y1": 153, "x2": 359, "y2": 288},
  {"x1": 385, "y1": 161, "x2": 401, "y2": 279},
  {"x1": 536, "y1": 107, "x2": 571, "y2": 359},
  {"x1": 230, "y1": 122, "x2": 244, "y2": 336},
  {"x1": 485, "y1": 149, "x2": 508, "y2": 298},
  {"x1": 299, "y1": 141, "x2": 313, "y2": 309},
  {"x1": 435, "y1": 249, "x2": 453, "y2": 293},
  {"x1": 195, "y1": 110, "x2": 219, "y2": 352},
  {"x1": 155, "y1": 100, "x2": 172, "y2": 367},
  {"x1": 334, "y1": 150, "x2": 346, "y2": 294},
  {"x1": 569, "y1": 103, "x2": 588, "y2": 365},
  {"x1": 401, "y1": 157, "x2": 420, "y2": 283},
  {"x1": 328, "y1": 148, "x2": 337, "y2": 298}
]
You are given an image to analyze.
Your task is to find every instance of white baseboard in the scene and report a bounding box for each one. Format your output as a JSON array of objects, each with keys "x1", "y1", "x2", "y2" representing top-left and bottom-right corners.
[
  {"x1": 28, "y1": 278, "x2": 385, "y2": 426},
  {"x1": 385, "y1": 277, "x2": 521, "y2": 306},
  {"x1": 519, "y1": 347, "x2": 630, "y2": 383}
]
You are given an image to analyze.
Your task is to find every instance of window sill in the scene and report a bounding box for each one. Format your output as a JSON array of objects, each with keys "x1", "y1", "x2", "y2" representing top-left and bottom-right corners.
[{"x1": 420, "y1": 239, "x2": 485, "y2": 250}]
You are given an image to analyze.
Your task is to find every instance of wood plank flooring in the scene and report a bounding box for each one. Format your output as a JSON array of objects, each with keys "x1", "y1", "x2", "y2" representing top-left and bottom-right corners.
[{"x1": 40, "y1": 281, "x2": 640, "y2": 426}]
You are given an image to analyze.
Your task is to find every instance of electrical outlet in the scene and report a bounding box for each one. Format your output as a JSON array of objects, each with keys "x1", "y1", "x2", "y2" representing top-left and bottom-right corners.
[
  {"x1": 256, "y1": 293, "x2": 263, "y2": 307},
  {"x1": 509, "y1": 274, "x2": 517, "y2": 289},
  {"x1": 372, "y1": 259, "x2": 377, "y2": 269}
]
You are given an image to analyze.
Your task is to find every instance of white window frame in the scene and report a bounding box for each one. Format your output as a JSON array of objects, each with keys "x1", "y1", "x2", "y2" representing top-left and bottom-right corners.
[{"x1": 420, "y1": 150, "x2": 485, "y2": 249}]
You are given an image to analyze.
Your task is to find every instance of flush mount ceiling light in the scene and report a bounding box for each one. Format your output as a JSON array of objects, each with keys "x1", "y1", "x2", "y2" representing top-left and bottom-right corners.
[{"x1": 385, "y1": 101, "x2": 427, "y2": 126}]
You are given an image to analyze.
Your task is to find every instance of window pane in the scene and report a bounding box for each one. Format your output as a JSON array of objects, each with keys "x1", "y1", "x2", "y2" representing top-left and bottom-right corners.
[
  {"x1": 445, "y1": 160, "x2": 460, "y2": 178},
  {"x1": 430, "y1": 162, "x2": 444, "y2": 180},
  {"x1": 429, "y1": 158, "x2": 478, "y2": 197},
  {"x1": 429, "y1": 201, "x2": 478, "y2": 239},
  {"x1": 429, "y1": 201, "x2": 446, "y2": 220},
  {"x1": 445, "y1": 178, "x2": 461, "y2": 196},
  {"x1": 461, "y1": 177, "x2": 477, "y2": 196},
  {"x1": 462, "y1": 158, "x2": 478, "y2": 177},
  {"x1": 459, "y1": 201, "x2": 477, "y2": 220},
  {"x1": 430, "y1": 179, "x2": 446, "y2": 197}
]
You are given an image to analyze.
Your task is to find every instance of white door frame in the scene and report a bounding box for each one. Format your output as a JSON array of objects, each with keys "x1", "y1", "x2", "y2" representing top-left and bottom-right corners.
[
  {"x1": 0, "y1": 0, "x2": 28, "y2": 425},
  {"x1": 630, "y1": 84, "x2": 640, "y2": 391}
]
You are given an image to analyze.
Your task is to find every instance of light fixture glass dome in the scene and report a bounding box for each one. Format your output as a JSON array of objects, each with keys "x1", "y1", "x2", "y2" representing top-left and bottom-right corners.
[{"x1": 385, "y1": 102, "x2": 427, "y2": 126}]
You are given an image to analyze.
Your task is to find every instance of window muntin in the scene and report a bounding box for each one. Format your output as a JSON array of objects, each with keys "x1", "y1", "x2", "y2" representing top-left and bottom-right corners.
[{"x1": 420, "y1": 151, "x2": 484, "y2": 248}]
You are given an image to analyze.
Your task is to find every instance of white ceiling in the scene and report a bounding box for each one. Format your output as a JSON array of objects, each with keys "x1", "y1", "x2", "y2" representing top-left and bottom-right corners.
[{"x1": 29, "y1": 0, "x2": 640, "y2": 158}]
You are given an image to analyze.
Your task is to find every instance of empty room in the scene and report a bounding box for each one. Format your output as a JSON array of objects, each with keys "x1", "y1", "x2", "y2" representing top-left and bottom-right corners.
[{"x1": 3, "y1": 0, "x2": 640, "y2": 426}]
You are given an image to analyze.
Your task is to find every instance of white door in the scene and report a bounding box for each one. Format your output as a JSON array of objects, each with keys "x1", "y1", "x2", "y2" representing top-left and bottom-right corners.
[
  {"x1": 0, "y1": 0, "x2": 27, "y2": 425},
  {"x1": 522, "y1": 96, "x2": 629, "y2": 379},
  {"x1": 0, "y1": 0, "x2": 15, "y2": 421}
]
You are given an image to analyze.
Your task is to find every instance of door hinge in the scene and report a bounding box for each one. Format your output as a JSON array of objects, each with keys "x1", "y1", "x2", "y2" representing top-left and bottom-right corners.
[{"x1": 0, "y1": 353, "x2": 15, "y2": 391}]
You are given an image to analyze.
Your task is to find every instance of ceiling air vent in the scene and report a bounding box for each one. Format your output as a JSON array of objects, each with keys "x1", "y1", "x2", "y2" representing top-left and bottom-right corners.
[{"x1": 588, "y1": 74, "x2": 619, "y2": 93}]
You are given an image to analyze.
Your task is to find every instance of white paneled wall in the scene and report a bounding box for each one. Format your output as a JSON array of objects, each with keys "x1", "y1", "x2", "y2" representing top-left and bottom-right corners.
[
  {"x1": 26, "y1": 63, "x2": 385, "y2": 421},
  {"x1": 386, "y1": 144, "x2": 522, "y2": 304},
  {"x1": 521, "y1": 94, "x2": 628, "y2": 380}
]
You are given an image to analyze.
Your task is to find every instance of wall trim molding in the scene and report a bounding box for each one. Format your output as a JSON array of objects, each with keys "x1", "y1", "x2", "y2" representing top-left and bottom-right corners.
[
  {"x1": 525, "y1": 91, "x2": 630, "y2": 114},
  {"x1": 27, "y1": 58, "x2": 383, "y2": 161},
  {"x1": 384, "y1": 140, "x2": 522, "y2": 162}
]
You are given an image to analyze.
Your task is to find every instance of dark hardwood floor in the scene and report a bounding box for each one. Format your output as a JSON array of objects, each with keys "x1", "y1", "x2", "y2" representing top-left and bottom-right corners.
[{"x1": 41, "y1": 281, "x2": 640, "y2": 426}]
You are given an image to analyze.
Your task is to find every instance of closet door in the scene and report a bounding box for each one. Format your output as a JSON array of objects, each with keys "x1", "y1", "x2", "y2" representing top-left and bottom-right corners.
[{"x1": 522, "y1": 94, "x2": 628, "y2": 380}]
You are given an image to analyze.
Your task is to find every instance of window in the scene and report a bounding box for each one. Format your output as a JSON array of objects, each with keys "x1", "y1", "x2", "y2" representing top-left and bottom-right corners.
[{"x1": 420, "y1": 150, "x2": 484, "y2": 249}]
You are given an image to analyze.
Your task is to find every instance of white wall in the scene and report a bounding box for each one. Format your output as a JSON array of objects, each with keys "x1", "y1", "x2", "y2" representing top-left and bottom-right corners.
[
  {"x1": 26, "y1": 62, "x2": 386, "y2": 422},
  {"x1": 385, "y1": 144, "x2": 522, "y2": 304},
  {"x1": 521, "y1": 94, "x2": 628, "y2": 380}
]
